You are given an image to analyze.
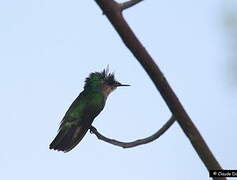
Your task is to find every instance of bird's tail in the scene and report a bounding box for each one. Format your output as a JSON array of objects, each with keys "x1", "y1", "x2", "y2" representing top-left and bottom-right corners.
[{"x1": 49, "y1": 125, "x2": 88, "y2": 152}]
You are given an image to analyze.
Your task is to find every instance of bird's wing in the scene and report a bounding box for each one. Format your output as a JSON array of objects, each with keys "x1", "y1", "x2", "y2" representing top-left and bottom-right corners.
[
  {"x1": 59, "y1": 91, "x2": 87, "y2": 131},
  {"x1": 49, "y1": 91, "x2": 105, "y2": 152}
]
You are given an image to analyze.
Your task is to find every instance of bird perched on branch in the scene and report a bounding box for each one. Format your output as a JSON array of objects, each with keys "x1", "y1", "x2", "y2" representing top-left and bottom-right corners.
[{"x1": 49, "y1": 68, "x2": 129, "y2": 152}]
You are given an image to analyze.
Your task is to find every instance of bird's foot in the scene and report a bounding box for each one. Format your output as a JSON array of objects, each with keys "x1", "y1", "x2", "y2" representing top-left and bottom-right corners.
[{"x1": 89, "y1": 126, "x2": 97, "y2": 134}]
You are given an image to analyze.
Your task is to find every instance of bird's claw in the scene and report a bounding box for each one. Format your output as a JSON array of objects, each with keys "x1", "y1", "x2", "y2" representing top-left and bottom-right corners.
[{"x1": 89, "y1": 126, "x2": 97, "y2": 134}]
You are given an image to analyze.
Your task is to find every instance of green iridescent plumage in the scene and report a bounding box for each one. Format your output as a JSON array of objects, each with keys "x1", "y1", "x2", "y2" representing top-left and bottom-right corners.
[{"x1": 49, "y1": 68, "x2": 129, "y2": 152}]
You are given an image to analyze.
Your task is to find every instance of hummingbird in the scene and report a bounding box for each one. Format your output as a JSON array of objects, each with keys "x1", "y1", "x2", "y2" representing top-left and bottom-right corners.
[{"x1": 49, "y1": 68, "x2": 129, "y2": 152}]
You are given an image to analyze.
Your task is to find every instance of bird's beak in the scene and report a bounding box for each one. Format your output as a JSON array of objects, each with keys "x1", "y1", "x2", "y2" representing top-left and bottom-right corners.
[{"x1": 116, "y1": 82, "x2": 130, "y2": 87}]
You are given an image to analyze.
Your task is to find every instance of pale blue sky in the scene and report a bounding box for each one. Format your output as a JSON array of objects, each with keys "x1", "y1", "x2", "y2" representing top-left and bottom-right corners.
[{"x1": 0, "y1": 0, "x2": 236, "y2": 180}]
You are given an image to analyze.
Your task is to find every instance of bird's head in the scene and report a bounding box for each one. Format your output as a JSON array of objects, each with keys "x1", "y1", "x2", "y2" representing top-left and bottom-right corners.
[{"x1": 84, "y1": 68, "x2": 130, "y2": 97}]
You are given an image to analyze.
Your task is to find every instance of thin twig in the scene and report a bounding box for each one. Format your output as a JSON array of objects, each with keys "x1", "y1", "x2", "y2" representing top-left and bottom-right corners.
[
  {"x1": 120, "y1": 0, "x2": 143, "y2": 10},
  {"x1": 90, "y1": 116, "x2": 175, "y2": 148}
]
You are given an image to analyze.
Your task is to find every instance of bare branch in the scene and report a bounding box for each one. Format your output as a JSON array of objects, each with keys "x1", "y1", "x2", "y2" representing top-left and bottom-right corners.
[
  {"x1": 94, "y1": 0, "x2": 225, "y2": 178},
  {"x1": 90, "y1": 116, "x2": 175, "y2": 148},
  {"x1": 120, "y1": 0, "x2": 143, "y2": 10}
]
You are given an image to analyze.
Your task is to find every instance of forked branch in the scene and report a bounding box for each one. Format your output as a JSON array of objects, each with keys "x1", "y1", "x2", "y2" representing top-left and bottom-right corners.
[
  {"x1": 120, "y1": 0, "x2": 143, "y2": 10},
  {"x1": 94, "y1": 0, "x2": 225, "y2": 179}
]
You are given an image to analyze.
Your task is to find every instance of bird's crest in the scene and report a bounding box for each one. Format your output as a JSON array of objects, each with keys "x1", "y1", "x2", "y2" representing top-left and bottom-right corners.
[{"x1": 84, "y1": 67, "x2": 117, "y2": 90}]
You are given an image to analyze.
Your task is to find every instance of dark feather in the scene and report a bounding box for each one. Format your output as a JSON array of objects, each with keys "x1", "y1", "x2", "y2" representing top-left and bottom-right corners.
[
  {"x1": 49, "y1": 125, "x2": 89, "y2": 152},
  {"x1": 84, "y1": 68, "x2": 117, "y2": 90}
]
